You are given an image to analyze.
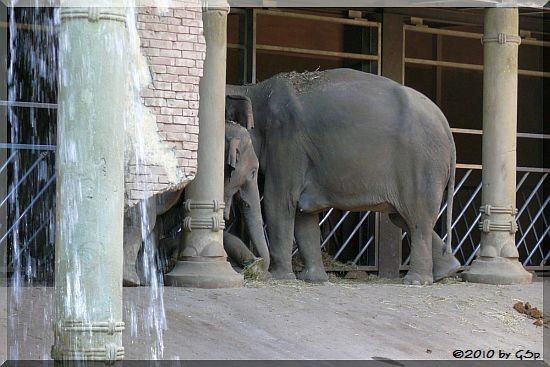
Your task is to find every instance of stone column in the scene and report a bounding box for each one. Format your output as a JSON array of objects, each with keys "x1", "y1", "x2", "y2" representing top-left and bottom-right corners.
[
  {"x1": 51, "y1": 4, "x2": 128, "y2": 362},
  {"x1": 462, "y1": 8, "x2": 531, "y2": 285},
  {"x1": 165, "y1": 1, "x2": 243, "y2": 288}
]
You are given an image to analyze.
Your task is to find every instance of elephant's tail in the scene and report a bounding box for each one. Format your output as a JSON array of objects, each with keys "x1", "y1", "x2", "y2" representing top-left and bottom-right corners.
[{"x1": 445, "y1": 145, "x2": 456, "y2": 255}]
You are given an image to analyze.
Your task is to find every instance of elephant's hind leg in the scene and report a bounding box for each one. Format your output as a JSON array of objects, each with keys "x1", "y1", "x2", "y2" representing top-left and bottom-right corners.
[
  {"x1": 389, "y1": 213, "x2": 460, "y2": 282},
  {"x1": 294, "y1": 212, "x2": 328, "y2": 283},
  {"x1": 403, "y1": 221, "x2": 434, "y2": 285}
]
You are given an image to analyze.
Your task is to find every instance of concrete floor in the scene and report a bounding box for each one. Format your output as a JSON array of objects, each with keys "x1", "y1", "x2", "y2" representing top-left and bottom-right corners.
[{"x1": 0, "y1": 277, "x2": 546, "y2": 361}]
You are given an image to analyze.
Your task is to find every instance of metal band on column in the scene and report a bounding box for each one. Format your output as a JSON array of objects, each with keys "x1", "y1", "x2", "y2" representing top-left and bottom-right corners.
[
  {"x1": 182, "y1": 199, "x2": 226, "y2": 232},
  {"x1": 481, "y1": 33, "x2": 521, "y2": 45},
  {"x1": 478, "y1": 205, "x2": 518, "y2": 233}
]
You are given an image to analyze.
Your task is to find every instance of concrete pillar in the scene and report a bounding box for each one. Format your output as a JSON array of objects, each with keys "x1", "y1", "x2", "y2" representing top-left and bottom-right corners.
[
  {"x1": 51, "y1": 4, "x2": 128, "y2": 362},
  {"x1": 462, "y1": 8, "x2": 531, "y2": 285},
  {"x1": 165, "y1": 1, "x2": 243, "y2": 288}
]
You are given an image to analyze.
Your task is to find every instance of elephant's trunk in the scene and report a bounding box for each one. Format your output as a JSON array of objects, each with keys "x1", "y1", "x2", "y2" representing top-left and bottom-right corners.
[{"x1": 240, "y1": 180, "x2": 270, "y2": 273}]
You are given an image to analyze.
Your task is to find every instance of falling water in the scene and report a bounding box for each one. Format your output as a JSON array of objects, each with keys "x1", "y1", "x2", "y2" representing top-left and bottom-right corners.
[
  {"x1": 125, "y1": 4, "x2": 166, "y2": 359},
  {"x1": 4, "y1": 1, "x2": 168, "y2": 360},
  {"x1": 5, "y1": 2, "x2": 57, "y2": 361}
]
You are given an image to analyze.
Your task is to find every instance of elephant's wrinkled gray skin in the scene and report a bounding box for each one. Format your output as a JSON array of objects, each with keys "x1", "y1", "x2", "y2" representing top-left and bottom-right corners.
[
  {"x1": 226, "y1": 68, "x2": 461, "y2": 285},
  {"x1": 223, "y1": 122, "x2": 270, "y2": 273},
  {"x1": 123, "y1": 122, "x2": 270, "y2": 285}
]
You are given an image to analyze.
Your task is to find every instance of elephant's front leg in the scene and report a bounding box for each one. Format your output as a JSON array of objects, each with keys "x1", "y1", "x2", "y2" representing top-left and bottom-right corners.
[
  {"x1": 294, "y1": 212, "x2": 328, "y2": 283},
  {"x1": 263, "y1": 196, "x2": 297, "y2": 280}
]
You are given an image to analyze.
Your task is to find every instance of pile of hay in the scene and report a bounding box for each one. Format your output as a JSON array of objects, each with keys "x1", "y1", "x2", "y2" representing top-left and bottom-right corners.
[{"x1": 292, "y1": 251, "x2": 357, "y2": 272}]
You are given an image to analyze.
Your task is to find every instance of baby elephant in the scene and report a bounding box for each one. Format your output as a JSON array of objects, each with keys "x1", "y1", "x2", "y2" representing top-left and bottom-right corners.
[{"x1": 123, "y1": 122, "x2": 270, "y2": 285}]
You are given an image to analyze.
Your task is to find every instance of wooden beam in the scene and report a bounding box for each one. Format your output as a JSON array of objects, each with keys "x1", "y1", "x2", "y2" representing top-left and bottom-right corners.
[{"x1": 377, "y1": 11, "x2": 406, "y2": 279}]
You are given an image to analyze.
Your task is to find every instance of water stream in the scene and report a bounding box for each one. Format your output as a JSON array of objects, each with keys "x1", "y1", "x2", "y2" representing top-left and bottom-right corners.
[{"x1": 4, "y1": 2, "x2": 167, "y2": 360}]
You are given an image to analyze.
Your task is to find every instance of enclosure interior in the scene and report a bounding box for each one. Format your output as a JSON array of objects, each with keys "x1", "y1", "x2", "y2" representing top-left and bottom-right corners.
[{"x1": 1, "y1": 6, "x2": 548, "y2": 283}]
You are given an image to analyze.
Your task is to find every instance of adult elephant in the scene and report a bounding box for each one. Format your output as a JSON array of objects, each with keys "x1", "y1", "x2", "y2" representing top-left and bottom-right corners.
[
  {"x1": 226, "y1": 68, "x2": 461, "y2": 285},
  {"x1": 123, "y1": 122, "x2": 270, "y2": 285}
]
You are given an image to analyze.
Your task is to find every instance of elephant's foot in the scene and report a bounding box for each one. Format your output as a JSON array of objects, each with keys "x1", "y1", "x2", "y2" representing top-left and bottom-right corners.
[
  {"x1": 403, "y1": 271, "x2": 433, "y2": 286},
  {"x1": 433, "y1": 254, "x2": 461, "y2": 282},
  {"x1": 270, "y1": 268, "x2": 296, "y2": 280},
  {"x1": 297, "y1": 267, "x2": 329, "y2": 283}
]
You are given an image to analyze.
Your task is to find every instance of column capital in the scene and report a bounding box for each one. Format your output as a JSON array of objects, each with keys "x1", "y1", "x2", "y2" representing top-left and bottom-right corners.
[{"x1": 202, "y1": 0, "x2": 230, "y2": 13}]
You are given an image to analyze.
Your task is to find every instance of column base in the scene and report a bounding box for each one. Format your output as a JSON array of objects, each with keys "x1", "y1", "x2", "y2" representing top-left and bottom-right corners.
[
  {"x1": 165, "y1": 257, "x2": 244, "y2": 288},
  {"x1": 461, "y1": 256, "x2": 532, "y2": 285}
]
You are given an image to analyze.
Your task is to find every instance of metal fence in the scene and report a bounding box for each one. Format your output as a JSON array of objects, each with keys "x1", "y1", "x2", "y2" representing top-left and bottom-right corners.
[
  {"x1": 1, "y1": 143, "x2": 56, "y2": 279},
  {"x1": 306, "y1": 167, "x2": 549, "y2": 272}
]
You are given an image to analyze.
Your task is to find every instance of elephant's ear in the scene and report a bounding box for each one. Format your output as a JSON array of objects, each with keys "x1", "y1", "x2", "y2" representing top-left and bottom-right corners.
[
  {"x1": 227, "y1": 138, "x2": 241, "y2": 168},
  {"x1": 226, "y1": 95, "x2": 254, "y2": 130}
]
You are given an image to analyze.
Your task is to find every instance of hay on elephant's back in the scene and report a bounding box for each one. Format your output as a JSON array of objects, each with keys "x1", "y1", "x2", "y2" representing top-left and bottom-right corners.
[{"x1": 283, "y1": 70, "x2": 326, "y2": 94}]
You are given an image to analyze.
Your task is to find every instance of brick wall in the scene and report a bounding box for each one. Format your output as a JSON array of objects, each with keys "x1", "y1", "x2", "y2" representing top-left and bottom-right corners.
[{"x1": 125, "y1": 3, "x2": 205, "y2": 205}]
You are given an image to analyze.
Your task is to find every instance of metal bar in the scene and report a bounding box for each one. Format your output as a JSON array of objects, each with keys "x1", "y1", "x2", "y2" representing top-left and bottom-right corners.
[
  {"x1": 541, "y1": 237, "x2": 550, "y2": 266},
  {"x1": 456, "y1": 212, "x2": 479, "y2": 258},
  {"x1": 454, "y1": 164, "x2": 550, "y2": 173},
  {"x1": 0, "y1": 100, "x2": 57, "y2": 109},
  {"x1": 319, "y1": 208, "x2": 333, "y2": 226},
  {"x1": 517, "y1": 167, "x2": 550, "y2": 173},
  {"x1": 320, "y1": 210, "x2": 351, "y2": 249},
  {"x1": 0, "y1": 143, "x2": 56, "y2": 151},
  {"x1": 450, "y1": 128, "x2": 550, "y2": 140},
  {"x1": 333, "y1": 211, "x2": 371, "y2": 261},
  {"x1": 517, "y1": 173, "x2": 547, "y2": 219},
  {"x1": 457, "y1": 196, "x2": 476, "y2": 255},
  {"x1": 0, "y1": 152, "x2": 49, "y2": 209},
  {"x1": 437, "y1": 169, "x2": 472, "y2": 219},
  {"x1": 256, "y1": 44, "x2": 379, "y2": 62},
  {"x1": 0, "y1": 174, "x2": 56, "y2": 246},
  {"x1": 516, "y1": 196, "x2": 550, "y2": 254},
  {"x1": 405, "y1": 57, "x2": 550, "y2": 78},
  {"x1": 516, "y1": 172, "x2": 531, "y2": 192},
  {"x1": 456, "y1": 163, "x2": 483, "y2": 170},
  {"x1": 523, "y1": 217, "x2": 550, "y2": 266},
  {"x1": 8, "y1": 220, "x2": 48, "y2": 268},
  {"x1": 534, "y1": 191, "x2": 548, "y2": 228},
  {"x1": 403, "y1": 24, "x2": 550, "y2": 47},
  {"x1": 451, "y1": 128, "x2": 483, "y2": 135},
  {"x1": 442, "y1": 182, "x2": 482, "y2": 240},
  {"x1": 352, "y1": 235, "x2": 374, "y2": 265},
  {"x1": 255, "y1": 9, "x2": 380, "y2": 28},
  {"x1": 518, "y1": 191, "x2": 540, "y2": 258},
  {"x1": 0, "y1": 151, "x2": 16, "y2": 175}
]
